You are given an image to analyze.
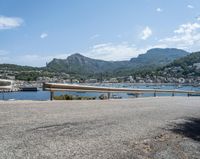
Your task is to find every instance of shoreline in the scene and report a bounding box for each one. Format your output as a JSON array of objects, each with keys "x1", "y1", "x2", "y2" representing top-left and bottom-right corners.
[{"x1": 0, "y1": 96, "x2": 199, "y2": 102}]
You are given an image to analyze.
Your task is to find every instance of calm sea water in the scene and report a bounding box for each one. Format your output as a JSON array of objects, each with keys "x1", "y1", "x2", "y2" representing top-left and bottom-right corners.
[{"x1": 1, "y1": 83, "x2": 200, "y2": 100}]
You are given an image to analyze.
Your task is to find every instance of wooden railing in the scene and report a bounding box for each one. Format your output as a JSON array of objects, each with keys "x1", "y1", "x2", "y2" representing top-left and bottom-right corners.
[{"x1": 43, "y1": 83, "x2": 200, "y2": 100}]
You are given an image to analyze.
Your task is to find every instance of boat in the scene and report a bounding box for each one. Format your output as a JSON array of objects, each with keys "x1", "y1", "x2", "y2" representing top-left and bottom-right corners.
[
  {"x1": 76, "y1": 91, "x2": 86, "y2": 94},
  {"x1": 127, "y1": 93, "x2": 137, "y2": 96},
  {"x1": 192, "y1": 84, "x2": 200, "y2": 87},
  {"x1": 153, "y1": 86, "x2": 161, "y2": 89},
  {"x1": 111, "y1": 94, "x2": 122, "y2": 99},
  {"x1": 20, "y1": 87, "x2": 38, "y2": 91},
  {"x1": 189, "y1": 93, "x2": 200, "y2": 96},
  {"x1": 176, "y1": 85, "x2": 183, "y2": 88}
]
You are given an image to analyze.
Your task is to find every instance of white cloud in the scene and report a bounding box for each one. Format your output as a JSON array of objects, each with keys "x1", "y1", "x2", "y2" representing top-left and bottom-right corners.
[
  {"x1": 4, "y1": 21, "x2": 200, "y2": 66},
  {"x1": 0, "y1": 43, "x2": 168, "y2": 66},
  {"x1": 85, "y1": 43, "x2": 166, "y2": 61},
  {"x1": 86, "y1": 43, "x2": 142, "y2": 61},
  {"x1": 2, "y1": 43, "x2": 167, "y2": 66},
  {"x1": 117, "y1": 34, "x2": 122, "y2": 38},
  {"x1": 187, "y1": 5, "x2": 194, "y2": 9},
  {"x1": 141, "y1": 26, "x2": 152, "y2": 40},
  {"x1": 86, "y1": 22, "x2": 200, "y2": 61},
  {"x1": 160, "y1": 22, "x2": 200, "y2": 50},
  {"x1": 90, "y1": 34, "x2": 100, "y2": 40},
  {"x1": 0, "y1": 50, "x2": 8, "y2": 56},
  {"x1": 174, "y1": 23, "x2": 200, "y2": 34},
  {"x1": 156, "y1": 8, "x2": 163, "y2": 12},
  {"x1": 0, "y1": 16, "x2": 23, "y2": 30},
  {"x1": 20, "y1": 53, "x2": 71, "y2": 66},
  {"x1": 196, "y1": 16, "x2": 200, "y2": 21},
  {"x1": 40, "y1": 33, "x2": 48, "y2": 39},
  {"x1": 0, "y1": 52, "x2": 70, "y2": 66}
]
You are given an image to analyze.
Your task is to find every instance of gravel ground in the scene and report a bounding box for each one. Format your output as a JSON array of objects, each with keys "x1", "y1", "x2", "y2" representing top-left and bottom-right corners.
[{"x1": 0, "y1": 97, "x2": 200, "y2": 159}]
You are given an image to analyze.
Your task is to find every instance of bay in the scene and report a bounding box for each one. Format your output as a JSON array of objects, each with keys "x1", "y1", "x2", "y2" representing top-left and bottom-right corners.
[{"x1": 1, "y1": 83, "x2": 200, "y2": 100}]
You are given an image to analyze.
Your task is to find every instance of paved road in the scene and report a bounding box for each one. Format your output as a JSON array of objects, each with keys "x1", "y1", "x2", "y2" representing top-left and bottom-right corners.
[{"x1": 0, "y1": 97, "x2": 200, "y2": 159}]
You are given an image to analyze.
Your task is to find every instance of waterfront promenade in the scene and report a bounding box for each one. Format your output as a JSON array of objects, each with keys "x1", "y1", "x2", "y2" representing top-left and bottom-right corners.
[{"x1": 0, "y1": 97, "x2": 200, "y2": 158}]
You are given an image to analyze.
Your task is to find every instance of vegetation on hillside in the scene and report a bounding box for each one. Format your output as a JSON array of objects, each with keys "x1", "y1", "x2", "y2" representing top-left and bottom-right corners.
[{"x1": 1, "y1": 49, "x2": 200, "y2": 81}]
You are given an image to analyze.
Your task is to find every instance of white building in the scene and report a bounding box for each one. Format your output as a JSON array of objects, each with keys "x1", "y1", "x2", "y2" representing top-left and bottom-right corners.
[
  {"x1": 0, "y1": 79, "x2": 14, "y2": 91},
  {"x1": 193, "y1": 63, "x2": 200, "y2": 70}
]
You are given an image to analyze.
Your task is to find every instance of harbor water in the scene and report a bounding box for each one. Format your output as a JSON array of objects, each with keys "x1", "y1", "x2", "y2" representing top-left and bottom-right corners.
[{"x1": 1, "y1": 83, "x2": 200, "y2": 100}]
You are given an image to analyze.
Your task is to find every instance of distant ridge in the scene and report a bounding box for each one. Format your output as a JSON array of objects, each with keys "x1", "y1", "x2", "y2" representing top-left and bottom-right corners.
[
  {"x1": 0, "y1": 48, "x2": 191, "y2": 80},
  {"x1": 130, "y1": 48, "x2": 189, "y2": 66},
  {"x1": 46, "y1": 48, "x2": 189, "y2": 74},
  {"x1": 158, "y1": 51, "x2": 200, "y2": 78}
]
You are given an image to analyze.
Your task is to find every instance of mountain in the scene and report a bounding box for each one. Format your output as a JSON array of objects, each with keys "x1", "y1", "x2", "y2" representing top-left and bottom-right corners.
[
  {"x1": 46, "y1": 48, "x2": 189, "y2": 75},
  {"x1": 167, "y1": 51, "x2": 200, "y2": 68},
  {"x1": 47, "y1": 53, "x2": 129, "y2": 74},
  {"x1": 130, "y1": 48, "x2": 189, "y2": 67},
  {"x1": 159, "y1": 51, "x2": 200, "y2": 78},
  {"x1": 0, "y1": 64, "x2": 40, "y2": 71},
  {"x1": 0, "y1": 64, "x2": 42, "y2": 81},
  {"x1": 0, "y1": 48, "x2": 192, "y2": 81}
]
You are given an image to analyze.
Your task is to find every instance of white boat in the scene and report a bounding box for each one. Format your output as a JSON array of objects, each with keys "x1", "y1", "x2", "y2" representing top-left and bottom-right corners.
[{"x1": 111, "y1": 94, "x2": 122, "y2": 99}]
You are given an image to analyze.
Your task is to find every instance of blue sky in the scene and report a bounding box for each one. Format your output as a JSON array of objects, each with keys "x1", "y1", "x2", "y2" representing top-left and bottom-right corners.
[{"x1": 0, "y1": 0, "x2": 200, "y2": 66}]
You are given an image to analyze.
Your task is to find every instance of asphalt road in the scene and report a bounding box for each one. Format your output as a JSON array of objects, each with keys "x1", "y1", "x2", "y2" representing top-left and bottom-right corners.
[{"x1": 0, "y1": 97, "x2": 200, "y2": 159}]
